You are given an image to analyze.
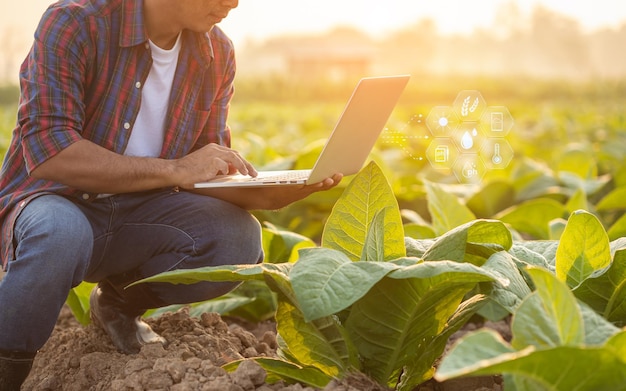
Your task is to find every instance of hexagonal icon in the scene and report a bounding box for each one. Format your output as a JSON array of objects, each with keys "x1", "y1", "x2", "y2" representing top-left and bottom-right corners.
[
  {"x1": 452, "y1": 154, "x2": 487, "y2": 184},
  {"x1": 452, "y1": 90, "x2": 487, "y2": 122},
  {"x1": 425, "y1": 106, "x2": 459, "y2": 137},
  {"x1": 479, "y1": 138, "x2": 514, "y2": 169},
  {"x1": 452, "y1": 122, "x2": 484, "y2": 154},
  {"x1": 479, "y1": 106, "x2": 514, "y2": 137},
  {"x1": 426, "y1": 138, "x2": 459, "y2": 170}
]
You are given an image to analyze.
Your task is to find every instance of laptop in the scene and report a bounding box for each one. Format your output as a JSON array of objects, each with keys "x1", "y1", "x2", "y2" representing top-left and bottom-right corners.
[{"x1": 194, "y1": 75, "x2": 410, "y2": 188}]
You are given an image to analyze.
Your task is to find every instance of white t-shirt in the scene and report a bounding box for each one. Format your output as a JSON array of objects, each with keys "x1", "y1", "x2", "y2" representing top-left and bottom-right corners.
[{"x1": 124, "y1": 34, "x2": 182, "y2": 157}]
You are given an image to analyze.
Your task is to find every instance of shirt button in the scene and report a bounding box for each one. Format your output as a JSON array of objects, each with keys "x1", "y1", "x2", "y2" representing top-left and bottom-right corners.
[
  {"x1": 144, "y1": 42, "x2": 150, "y2": 50},
  {"x1": 123, "y1": 122, "x2": 131, "y2": 130},
  {"x1": 135, "y1": 81, "x2": 141, "y2": 89},
  {"x1": 82, "y1": 193, "x2": 90, "y2": 200}
]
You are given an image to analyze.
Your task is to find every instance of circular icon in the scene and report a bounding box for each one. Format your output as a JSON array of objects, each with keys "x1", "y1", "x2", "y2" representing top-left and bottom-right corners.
[{"x1": 426, "y1": 106, "x2": 459, "y2": 137}]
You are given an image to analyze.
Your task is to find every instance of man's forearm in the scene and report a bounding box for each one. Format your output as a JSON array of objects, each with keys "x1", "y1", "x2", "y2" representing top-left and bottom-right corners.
[{"x1": 30, "y1": 139, "x2": 177, "y2": 194}]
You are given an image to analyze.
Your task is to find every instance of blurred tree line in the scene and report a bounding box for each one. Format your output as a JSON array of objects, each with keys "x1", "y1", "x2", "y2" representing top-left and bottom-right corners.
[
  {"x1": 237, "y1": 4, "x2": 626, "y2": 81},
  {"x1": 384, "y1": 4, "x2": 626, "y2": 79}
]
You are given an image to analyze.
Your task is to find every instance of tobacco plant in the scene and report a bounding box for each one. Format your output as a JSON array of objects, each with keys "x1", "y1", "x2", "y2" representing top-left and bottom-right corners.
[
  {"x1": 435, "y1": 210, "x2": 626, "y2": 390},
  {"x1": 134, "y1": 161, "x2": 508, "y2": 390}
]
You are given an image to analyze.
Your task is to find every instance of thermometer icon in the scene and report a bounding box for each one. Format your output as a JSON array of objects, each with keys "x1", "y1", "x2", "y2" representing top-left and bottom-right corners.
[{"x1": 492, "y1": 143, "x2": 503, "y2": 165}]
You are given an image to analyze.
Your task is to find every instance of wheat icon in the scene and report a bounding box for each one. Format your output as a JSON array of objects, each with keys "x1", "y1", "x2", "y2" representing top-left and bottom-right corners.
[
  {"x1": 461, "y1": 96, "x2": 470, "y2": 117},
  {"x1": 469, "y1": 97, "x2": 479, "y2": 113},
  {"x1": 461, "y1": 96, "x2": 480, "y2": 117}
]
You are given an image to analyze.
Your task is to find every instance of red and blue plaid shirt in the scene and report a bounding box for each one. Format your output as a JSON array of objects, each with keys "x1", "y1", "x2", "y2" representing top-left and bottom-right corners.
[{"x1": 0, "y1": 0, "x2": 236, "y2": 269}]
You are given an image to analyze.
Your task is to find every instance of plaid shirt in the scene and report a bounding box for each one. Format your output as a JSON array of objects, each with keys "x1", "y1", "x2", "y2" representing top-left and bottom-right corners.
[{"x1": 0, "y1": 0, "x2": 235, "y2": 269}]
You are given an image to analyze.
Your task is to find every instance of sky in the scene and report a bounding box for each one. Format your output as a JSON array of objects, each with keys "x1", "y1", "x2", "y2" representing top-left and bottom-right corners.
[
  {"x1": 219, "y1": 0, "x2": 626, "y2": 42},
  {"x1": 2, "y1": 0, "x2": 626, "y2": 45}
]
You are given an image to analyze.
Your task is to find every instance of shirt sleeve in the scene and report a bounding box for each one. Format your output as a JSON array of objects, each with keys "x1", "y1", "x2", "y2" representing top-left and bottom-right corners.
[
  {"x1": 209, "y1": 48, "x2": 235, "y2": 148},
  {"x1": 195, "y1": 28, "x2": 236, "y2": 150},
  {"x1": 17, "y1": 5, "x2": 86, "y2": 174}
]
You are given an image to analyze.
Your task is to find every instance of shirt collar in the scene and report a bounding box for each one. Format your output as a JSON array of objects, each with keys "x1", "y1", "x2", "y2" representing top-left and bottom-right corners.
[
  {"x1": 190, "y1": 30, "x2": 215, "y2": 63},
  {"x1": 119, "y1": 0, "x2": 147, "y2": 48}
]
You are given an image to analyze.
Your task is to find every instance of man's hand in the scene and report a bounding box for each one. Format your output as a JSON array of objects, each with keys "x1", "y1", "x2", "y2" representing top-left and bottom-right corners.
[
  {"x1": 196, "y1": 173, "x2": 344, "y2": 210},
  {"x1": 175, "y1": 144, "x2": 258, "y2": 189}
]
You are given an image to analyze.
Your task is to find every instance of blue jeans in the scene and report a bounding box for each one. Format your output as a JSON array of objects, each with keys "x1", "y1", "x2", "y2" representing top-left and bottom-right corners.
[{"x1": 0, "y1": 190, "x2": 263, "y2": 352}]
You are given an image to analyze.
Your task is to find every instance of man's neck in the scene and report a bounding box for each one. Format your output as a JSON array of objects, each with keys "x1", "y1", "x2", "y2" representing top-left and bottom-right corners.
[{"x1": 143, "y1": 0, "x2": 181, "y2": 50}]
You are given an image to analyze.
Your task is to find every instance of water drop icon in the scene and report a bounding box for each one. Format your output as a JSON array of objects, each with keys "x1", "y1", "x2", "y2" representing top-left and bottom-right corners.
[{"x1": 461, "y1": 131, "x2": 473, "y2": 149}]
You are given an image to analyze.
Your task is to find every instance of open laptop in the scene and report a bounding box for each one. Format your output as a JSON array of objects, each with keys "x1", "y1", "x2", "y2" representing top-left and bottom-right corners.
[{"x1": 194, "y1": 75, "x2": 410, "y2": 188}]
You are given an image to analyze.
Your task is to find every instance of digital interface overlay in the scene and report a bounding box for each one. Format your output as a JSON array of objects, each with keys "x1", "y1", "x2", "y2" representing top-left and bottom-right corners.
[{"x1": 382, "y1": 90, "x2": 514, "y2": 184}]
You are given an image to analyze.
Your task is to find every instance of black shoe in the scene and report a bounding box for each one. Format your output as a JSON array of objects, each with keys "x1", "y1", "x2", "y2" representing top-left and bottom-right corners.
[
  {"x1": 0, "y1": 350, "x2": 35, "y2": 391},
  {"x1": 89, "y1": 282, "x2": 166, "y2": 354}
]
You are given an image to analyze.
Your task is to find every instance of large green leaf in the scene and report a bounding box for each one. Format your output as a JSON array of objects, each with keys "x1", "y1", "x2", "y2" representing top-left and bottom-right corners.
[
  {"x1": 435, "y1": 329, "x2": 626, "y2": 390},
  {"x1": 511, "y1": 267, "x2": 584, "y2": 349},
  {"x1": 361, "y1": 208, "x2": 386, "y2": 261},
  {"x1": 508, "y1": 243, "x2": 553, "y2": 272},
  {"x1": 397, "y1": 294, "x2": 488, "y2": 391},
  {"x1": 405, "y1": 237, "x2": 437, "y2": 258},
  {"x1": 478, "y1": 252, "x2": 532, "y2": 320},
  {"x1": 422, "y1": 219, "x2": 512, "y2": 265},
  {"x1": 496, "y1": 198, "x2": 567, "y2": 239},
  {"x1": 263, "y1": 269, "x2": 360, "y2": 380},
  {"x1": 605, "y1": 250, "x2": 626, "y2": 324},
  {"x1": 275, "y1": 298, "x2": 358, "y2": 378},
  {"x1": 129, "y1": 263, "x2": 290, "y2": 286},
  {"x1": 344, "y1": 261, "x2": 495, "y2": 387},
  {"x1": 290, "y1": 247, "x2": 400, "y2": 321},
  {"x1": 322, "y1": 161, "x2": 405, "y2": 261},
  {"x1": 579, "y1": 301, "x2": 622, "y2": 345},
  {"x1": 555, "y1": 210, "x2": 611, "y2": 289},
  {"x1": 423, "y1": 180, "x2": 476, "y2": 236},
  {"x1": 573, "y1": 247, "x2": 626, "y2": 321},
  {"x1": 509, "y1": 241, "x2": 558, "y2": 269}
]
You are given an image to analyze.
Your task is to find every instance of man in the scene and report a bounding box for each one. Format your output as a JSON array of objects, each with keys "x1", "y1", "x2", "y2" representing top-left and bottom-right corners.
[{"x1": 0, "y1": 0, "x2": 342, "y2": 388}]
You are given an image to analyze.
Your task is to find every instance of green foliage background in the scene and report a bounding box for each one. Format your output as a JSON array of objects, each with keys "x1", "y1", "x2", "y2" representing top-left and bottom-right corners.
[
  {"x1": 0, "y1": 76, "x2": 624, "y2": 240},
  {"x1": 230, "y1": 76, "x2": 626, "y2": 241}
]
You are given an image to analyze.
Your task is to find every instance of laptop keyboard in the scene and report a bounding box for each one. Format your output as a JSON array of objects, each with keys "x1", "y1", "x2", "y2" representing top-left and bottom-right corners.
[{"x1": 249, "y1": 170, "x2": 311, "y2": 183}]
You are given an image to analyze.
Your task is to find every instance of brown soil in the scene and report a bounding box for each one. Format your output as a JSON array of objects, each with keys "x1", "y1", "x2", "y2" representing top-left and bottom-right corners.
[{"x1": 22, "y1": 306, "x2": 506, "y2": 391}]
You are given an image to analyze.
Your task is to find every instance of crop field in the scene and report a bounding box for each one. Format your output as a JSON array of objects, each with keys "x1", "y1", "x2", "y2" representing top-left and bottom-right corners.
[
  {"x1": 3, "y1": 76, "x2": 626, "y2": 389},
  {"x1": 223, "y1": 76, "x2": 626, "y2": 241}
]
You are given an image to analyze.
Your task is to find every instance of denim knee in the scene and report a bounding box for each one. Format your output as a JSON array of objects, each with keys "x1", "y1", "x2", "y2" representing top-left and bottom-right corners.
[
  {"x1": 0, "y1": 196, "x2": 94, "y2": 351},
  {"x1": 112, "y1": 196, "x2": 264, "y2": 306},
  {"x1": 200, "y1": 200, "x2": 264, "y2": 267},
  {"x1": 12, "y1": 195, "x2": 93, "y2": 287}
]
